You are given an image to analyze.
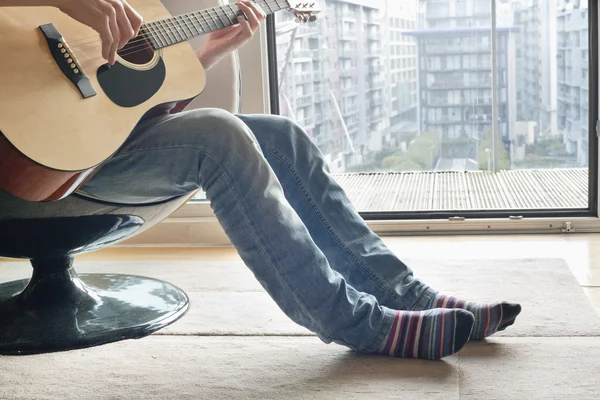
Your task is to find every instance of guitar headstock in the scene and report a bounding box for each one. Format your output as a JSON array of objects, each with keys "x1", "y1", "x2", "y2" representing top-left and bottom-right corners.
[{"x1": 288, "y1": 2, "x2": 321, "y2": 23}]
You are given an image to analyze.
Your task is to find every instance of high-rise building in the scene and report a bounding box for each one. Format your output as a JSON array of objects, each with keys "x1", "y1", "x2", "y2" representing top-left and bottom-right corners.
[
  {"x1": 406, "y1": 0, "x2": 518, "y2": 169},
  {"x1": 556, "y1": 0, "x2": 589, "y2": 166},
  {"x1": 384, "y1": 1, "x2": 418, "y2": 149},
  {"x1": 275, "y1": 0, "x2": 418, "y2": 172},
  {"x1": 514, "y1": 0, "x2": 558, "y2": 136}
]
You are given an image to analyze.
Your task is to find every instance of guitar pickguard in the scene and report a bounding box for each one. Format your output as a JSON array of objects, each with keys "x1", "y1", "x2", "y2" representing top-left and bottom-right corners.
[{"x1": 97, "y1": 59, "x2": 166, "y2": 108}]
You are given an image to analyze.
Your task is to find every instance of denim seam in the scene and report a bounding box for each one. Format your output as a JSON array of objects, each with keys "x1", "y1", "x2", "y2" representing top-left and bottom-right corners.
[
  {"x1": 200, "y1": 147, "x2": 337, "y2": 344},
  {"x1": 363, "y1": 307, "x2": 396, "y2": 353},
  {"x1": 264, "y1": 144, "x2": 408, "y2": 313},
  {"x1": 111, "y1": 143, "x2": 210, "y2": 156}
]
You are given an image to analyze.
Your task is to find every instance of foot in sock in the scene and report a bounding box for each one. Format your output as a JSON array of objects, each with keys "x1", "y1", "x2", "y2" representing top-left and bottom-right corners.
[
  {"x1": 378, "y1": 308, "x2": 474, "y2": 360},
  {"x1": 424, "y1": 294, "x2": 522, "y2": 340}
]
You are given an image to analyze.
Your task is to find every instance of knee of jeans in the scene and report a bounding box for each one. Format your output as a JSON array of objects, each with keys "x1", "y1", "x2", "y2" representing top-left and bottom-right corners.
[
  {"x1": 185, "y1": 108, "x2": 262, "y2": 159},
  {"x1": 251, "y1": 115, "x2": 325, "y2": 162}
]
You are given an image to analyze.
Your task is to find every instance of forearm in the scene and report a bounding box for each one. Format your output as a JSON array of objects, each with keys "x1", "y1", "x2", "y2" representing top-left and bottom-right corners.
[{"x1": 196, "y1": 46, "x2": 227, "y2": 73}]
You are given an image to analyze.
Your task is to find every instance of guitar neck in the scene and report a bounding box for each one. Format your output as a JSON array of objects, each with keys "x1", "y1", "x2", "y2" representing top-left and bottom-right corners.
[{"x1": 143, "y1": 0, "x2": 291, "y2": 49}]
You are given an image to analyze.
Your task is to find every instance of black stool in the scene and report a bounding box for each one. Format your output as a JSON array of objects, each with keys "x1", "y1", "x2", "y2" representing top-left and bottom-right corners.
[{"x1": 0, "y1": 191, "x2": 195, "y2": 355}]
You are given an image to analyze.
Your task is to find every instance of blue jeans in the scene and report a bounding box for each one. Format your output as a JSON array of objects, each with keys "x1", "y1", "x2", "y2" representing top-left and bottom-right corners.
[{"x1": 80, "y1": 108, "x2": 436, "y2": 353}]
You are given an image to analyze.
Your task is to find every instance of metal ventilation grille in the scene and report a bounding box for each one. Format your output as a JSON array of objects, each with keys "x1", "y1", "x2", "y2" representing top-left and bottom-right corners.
[{"x1": 331, "y1": 169, "x2": 588, "y2": 211}]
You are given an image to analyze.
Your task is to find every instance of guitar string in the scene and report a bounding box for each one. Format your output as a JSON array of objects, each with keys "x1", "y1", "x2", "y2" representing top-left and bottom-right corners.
[
  {"x1": 74, "y1": 0, "x2": 287, "y2": 63},
  {"x1": 67, "y1": 0, "x2": 283, "y2": 47},
  {"x1": 77, "y1": 1, "x2": 302, "y2": 65},
  {"x1": 67, "y1": 0, "x2": 284, "y2": 49}
]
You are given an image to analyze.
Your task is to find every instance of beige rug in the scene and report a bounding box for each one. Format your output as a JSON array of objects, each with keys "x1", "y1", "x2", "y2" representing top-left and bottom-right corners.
[
  {"x1": 2, "y1": 336, "x2": 600, "y2": 400},
  {"x1": 1, "y1": 257, "x2": 600, "y2": 399},
  {"x1": 2, "y1": 258, "x2": 596, "y2": 337}
]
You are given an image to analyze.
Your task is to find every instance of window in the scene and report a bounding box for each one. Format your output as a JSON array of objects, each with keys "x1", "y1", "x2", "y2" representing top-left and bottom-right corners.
[{"x1": 266, "y1": 0, "x2": 596, "y2": 218}]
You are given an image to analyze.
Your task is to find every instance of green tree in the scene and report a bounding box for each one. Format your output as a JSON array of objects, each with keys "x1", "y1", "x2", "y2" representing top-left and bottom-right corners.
[
  {"x1": 477, "y1": 128, "x2": 511, "y2": 171},
  {"x1": 381, "y1": 131, "x2": 440, "y2": 171}
]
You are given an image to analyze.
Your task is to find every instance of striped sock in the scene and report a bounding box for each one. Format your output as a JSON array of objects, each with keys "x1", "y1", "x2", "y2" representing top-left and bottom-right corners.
[
  {"x1": 429, "y1": 294, "x2": 522, "y2": 340},
  {"x1": 378, "y1": 308, "x2": 474, "y2": 360}
]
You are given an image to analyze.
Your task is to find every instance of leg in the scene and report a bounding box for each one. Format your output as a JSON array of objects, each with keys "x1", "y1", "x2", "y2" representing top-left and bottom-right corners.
[
  {"x1": 80, "y1": 108, "x2": 474, "y2": 359},
  {"x1": 236, "y1": 114, "x2": 521, "y2": 340}
]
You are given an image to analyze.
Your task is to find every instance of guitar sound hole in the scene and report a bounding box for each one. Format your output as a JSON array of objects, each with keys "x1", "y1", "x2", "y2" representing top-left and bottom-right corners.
[{"x1": 117, "y1": 33, "x2": 155, "y2": 65}]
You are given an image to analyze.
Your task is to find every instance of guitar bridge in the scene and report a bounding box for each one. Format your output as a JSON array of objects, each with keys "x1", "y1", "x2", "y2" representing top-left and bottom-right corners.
[{"x1": 39, "y1": 23, "x2": 96, "y2": 99}]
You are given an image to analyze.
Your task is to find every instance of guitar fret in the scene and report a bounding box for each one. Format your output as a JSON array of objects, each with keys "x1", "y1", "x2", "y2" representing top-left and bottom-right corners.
[
  {"x1": 227, "y1": 4, "x2": 237, "y2": 24},
  {"x1": 178, "y1": 16, "x2": 191, "y2": 38},
  {"x1": 170, "y1": 17, "x2": 184, "y2": 41},
  {"x1": 216, "y1": 6, "x2": 231, "y2": 26},
  {"x1": 199, "y1": 11, "x2": 212, "y2": 32},
  {"x1": 210, "y1": 9, "x2": 224, "y2": 29},
  {"x1": 171, "y1": 16, "x2": 182, "y2": 40},
  {"x1": 204, "y1": 10, "x2": 220, "y2": 31},
  {"x1": 152, "y1": 21, "x2": 169, "y2": 47},
  {"x1": 185, "y1": 14, "x2": 202, "y2": 35},
  {"x1": 144, "y1": 23, "x2": 162, "y2": 48},
  {"x1": 155, "y1": 20, "x2": 168, "y2": 45},
  {"x1": 160, "y1": 19, "x2": 176, "y2": 45},
  {"x1": 192, "y1": 13, "x2": 208, "y2": 32},
  {"x1": 199, "y1": 11, "x2": 210, "y2": 31},
  {"x1": 179, "y1": 15, "x2": 193, "y2": 38}
]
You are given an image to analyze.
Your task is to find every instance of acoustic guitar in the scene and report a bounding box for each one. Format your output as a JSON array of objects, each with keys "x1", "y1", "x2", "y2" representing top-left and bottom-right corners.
[{"x1": 0, "y1": 0, "x2": 319, "y2": 202}]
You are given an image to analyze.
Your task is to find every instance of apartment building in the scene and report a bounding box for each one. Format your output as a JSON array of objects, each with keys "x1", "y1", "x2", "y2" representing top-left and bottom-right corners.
[
  {"x1": 384, "y1": 1, "x2": 418, "y2": 149},
  {"x1": 556, "y1": 0, "x2": 589, "y2": 166},
  {"x1": 275, "y1": 0, "x2": 418, "y2": 172},
  {"x1": 407, "y1": 0, "x2": 517, "y2": 167},
  {"x1": 514, "y1": 0, "x2": 558, "y2": 137}
]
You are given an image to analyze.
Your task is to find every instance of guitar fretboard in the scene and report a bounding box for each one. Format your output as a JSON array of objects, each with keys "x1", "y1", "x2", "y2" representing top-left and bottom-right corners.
[{"x1": 143, "y1": 0, "x2": 290, "y2": 49}]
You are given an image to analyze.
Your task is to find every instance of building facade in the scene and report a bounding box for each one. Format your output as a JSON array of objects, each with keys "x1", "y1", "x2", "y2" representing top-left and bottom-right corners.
[
  {"x1": 556, "y1": 0, "x2": 589, "y2": 166},
  {"x1": 275, "y1": 0, "x2": 418, "y2": 172},
  {"x1": 514, "y1": 0, "x2": 558, "y2": 137},
  {"x1": 408, "y1": 0, "x2": 517, "y2": 170}
]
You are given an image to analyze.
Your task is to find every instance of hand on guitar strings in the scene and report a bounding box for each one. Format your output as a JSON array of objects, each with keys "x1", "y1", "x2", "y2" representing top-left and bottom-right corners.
[
  {"x1": 197, "y1": 0, "x2": 266, "y2": 71},
  {"x1": 55, "y1": 0, "x2": 143, "y2": 65}
]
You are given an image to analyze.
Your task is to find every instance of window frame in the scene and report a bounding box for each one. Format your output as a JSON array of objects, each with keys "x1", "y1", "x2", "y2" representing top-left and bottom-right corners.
[{"x1": 128, "y1": 1, "x2": 600, "y2": 246}]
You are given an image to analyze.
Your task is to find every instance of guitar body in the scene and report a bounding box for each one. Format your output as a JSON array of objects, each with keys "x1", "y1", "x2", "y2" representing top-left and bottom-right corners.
[{"x1": 0, "y1": 0, "x2": 205, "y2": 202}]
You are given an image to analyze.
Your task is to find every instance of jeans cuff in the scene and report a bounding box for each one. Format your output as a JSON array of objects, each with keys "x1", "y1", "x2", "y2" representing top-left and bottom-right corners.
[
  {"x1": 362, "y1": 307, "x2": 397, "y2": 354},
  {"x1": 411, "y1": 286, "x2": 438, "y2": 310}
]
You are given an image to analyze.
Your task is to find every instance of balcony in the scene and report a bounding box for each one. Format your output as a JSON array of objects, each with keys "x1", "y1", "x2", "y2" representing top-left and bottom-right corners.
[
  {"x1": 425, "y1": 44, "x2": 490, "y2": 54},
  {"x1": 467, "y1": 114, "x2": 493, "y2": 123},
  {"x1": 427, "y1": 80, "x2": 491, "y2": 89},
  {"x1": 314, "y1": 91, "x2": 327, "y2": 102},
  {"x1": 295, "y1": 73, "x2": 313, "y2": 84},
  {"x1": 294, "y1": 50, "x2": 316, "y2": 59},
  {"x1": 332, "y1": 169, "x2": 588, "y2": 211},
  {"x1": 368, "y1": 67, "x2": 381, "y2": 77},
  {"x1": 424, "y1": 117, "x2": 461, "y2": 125},
  {"x1": 340, "y1": 30, "x2": 357, "y2": 39},
  {"x1": 371, "y1": 109, "x2": 384, "y2": 119},
  {"x1": 367, "y1": 28, "x2": 381, "y2": 41},
  {"x1": 295, "y1": 94, "x2": 312, "y2": 107},
  {"x1": 341, "y1": 68, "x2": 357, "y2": 77},
  {"x1": 367, "y1": 80, "x2": 385, "y2": 91},
  {"x1": 298, "y1": 116, "x2": 314, "y2": 127},
  {"x1": 343, "y1": 106, "x2": 359, "y2": 115}
]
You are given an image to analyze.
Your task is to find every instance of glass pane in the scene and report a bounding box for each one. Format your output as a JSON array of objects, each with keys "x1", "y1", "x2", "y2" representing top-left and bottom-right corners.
[{"x1": 272, "y1": 0, "x2": 591, "y2": 213}]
